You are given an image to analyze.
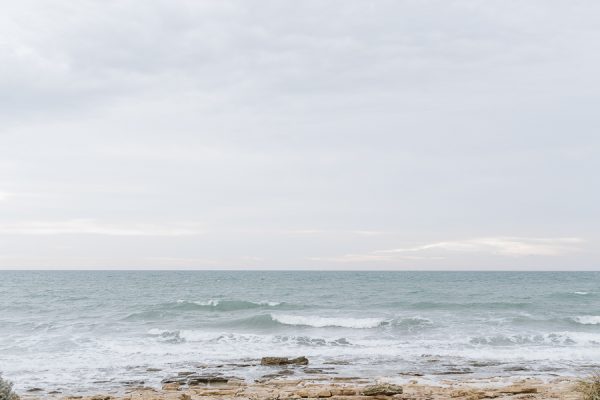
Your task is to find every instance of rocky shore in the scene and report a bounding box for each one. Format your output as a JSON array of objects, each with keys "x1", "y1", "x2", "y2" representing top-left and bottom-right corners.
[
  {"x1": 18, "y1": 357, "x2": 583, "y2": 400},
  {"x1": 19, "y1": 376, "x2": 582, "y2": 400}
]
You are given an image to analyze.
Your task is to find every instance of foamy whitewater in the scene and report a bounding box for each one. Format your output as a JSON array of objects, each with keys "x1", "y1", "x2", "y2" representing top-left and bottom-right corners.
[{"x1": 1, "y1": 271, "x2": 600, "y2": 392}]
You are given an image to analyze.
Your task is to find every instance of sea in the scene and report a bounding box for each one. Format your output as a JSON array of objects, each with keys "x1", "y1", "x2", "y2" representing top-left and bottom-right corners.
[{"x1": 1, "y1": 271, "x2": 599, "y2": 393}]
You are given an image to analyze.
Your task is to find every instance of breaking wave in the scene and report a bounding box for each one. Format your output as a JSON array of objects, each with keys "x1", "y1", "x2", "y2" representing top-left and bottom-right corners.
[
  {"x1": 171, "y1": 299, "x2": 284, "y2": 311},
  {"x1": 573, "y1": 316, "x2": 600, "y2": 325},
  {"x1": 469, "y1": 331, "x2": 600, "y2": 346},
  {"x1": 146, "y1": 328, "x2": 353, "y2": 347},
  {"x1": 270, "y1": 314, "x2": 387, "y2": 328}
]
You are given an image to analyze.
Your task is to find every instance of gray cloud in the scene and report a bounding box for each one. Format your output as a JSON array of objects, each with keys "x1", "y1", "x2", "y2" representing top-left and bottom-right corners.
[{"x1": 0, "y1": 0, "x2": 599, "y2": 269}]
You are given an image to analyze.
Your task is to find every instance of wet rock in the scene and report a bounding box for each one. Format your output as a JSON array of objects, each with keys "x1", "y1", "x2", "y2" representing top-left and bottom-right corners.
[
  {"x1": 481, "y1": 392, "x2": 499, "y2": 398},
  {"x1": 262, "y1": 369, "x2": 296, "y2": 379},
  {"x1": 398, "y1": 372, "x2": 423, "y2": 377},
  {"x1": 469, "y1": 361, "x2": 501, "y2": 367},
  {"x1": 26, "y1": 388, "x2": 43, "y2": 392},
  {"x1": 504, "y1": 366, "x2": 529, "y2": 372},
  {"x1": 90, "y1": 396, "x2": 111, "y2": 400},
  {"x1": 500, "y1": 386, "x2": 537, "y2": 394},
  {"x1": 161, "y1": 376, "x2": 188, "y2": 384},
  {"x1": 303, "y1": 368, "x2": 337, "y2": 375},
  {"x1": 120, "y1": 380, "x2": 144, "y2": 385},
  {"x1": 433, "y1": 368, "x2": 473, "y2": 375},
  {"x1": 324, "y1": 360, "x2": 351, "y2": 365},
  {"x1": 187, "y1": 375, "x2": 230, "y2": 386},
  {"x1": 303, "y1": 369, "x2": 325, "y2": 374},
  {"x1": 261, "y1": 356, "x2": 309, "y2": 366},
  {"x1": 332, "y1": 377, "x2": 365, "y2": 382},
  {"x1": 362, "y1": 384, "x2": 404, "y2": 396}
]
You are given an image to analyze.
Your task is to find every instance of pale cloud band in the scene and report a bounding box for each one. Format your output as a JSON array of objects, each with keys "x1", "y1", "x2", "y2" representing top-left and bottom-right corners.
[
  {"x1": 0, "y1": 219, "x2": 204, "y2": 236},
  {"x1": 315, "y1": 237, "x2": 585, "y2": 263},
  {"x1": 377, "y1": 237, "x2": 584, "y2": 257}
]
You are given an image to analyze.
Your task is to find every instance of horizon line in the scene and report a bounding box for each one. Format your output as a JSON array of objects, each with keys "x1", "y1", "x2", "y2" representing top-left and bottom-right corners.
[{"x1": 1, "y1": 268, "x2": 599, "y2": 272}]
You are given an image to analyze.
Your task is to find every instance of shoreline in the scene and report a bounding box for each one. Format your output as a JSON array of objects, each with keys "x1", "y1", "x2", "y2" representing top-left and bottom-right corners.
[
  {"x1": 19, "y1": 375, "x2": 582, "y2": 400},
  {"x1": 9, "y1": 355, "x2": 596, "y2": 396},
  {"x1": 15, "y1": 357, "x2": 586, "y2": 400}
]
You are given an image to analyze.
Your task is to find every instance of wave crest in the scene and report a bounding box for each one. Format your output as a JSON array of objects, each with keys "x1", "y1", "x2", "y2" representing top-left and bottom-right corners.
[
  {"x1": 573, "y1": 316, "x2": 600, "y2": 325},
  {"x1": 270, "y1": 314, "x2": 386, "y2": 329},
  {"x1": 173, "y1": 299, "x2": 283, "y2": 311}
]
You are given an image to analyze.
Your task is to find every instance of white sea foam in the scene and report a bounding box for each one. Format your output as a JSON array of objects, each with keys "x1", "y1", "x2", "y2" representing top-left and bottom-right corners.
[
  {"x1": 573, "y1": 316, "x2": 600, "y2": 325},
  {"x1": 147, "y1": 328, "x2": 171, "y2": 335},
  {"x1": 469, "y1": 332, "x2": 584, "y2": 346},
  {"x1": 176, "y1": 299, "x2": 280, "y2": 307},
  {"x1": 574, "y1": 291, "x2": 589, "y2": 295},
  {"x1": 259, "y1": 300, "x2": 282, "y2": 306},
  {"x1": 177, "y1": 299, "x2": 221, "y2": 306},
  {"x1": 271, "y1": 314, "x2": 386, "y2": 328}
]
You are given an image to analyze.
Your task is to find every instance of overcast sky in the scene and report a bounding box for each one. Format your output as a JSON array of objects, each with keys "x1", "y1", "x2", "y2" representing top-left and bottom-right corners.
[{"x1": 1, "y1": 0, "x2": 599, "y2": 270}]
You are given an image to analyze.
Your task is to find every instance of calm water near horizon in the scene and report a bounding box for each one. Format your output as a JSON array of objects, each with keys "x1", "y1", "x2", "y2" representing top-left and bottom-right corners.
[{"x1": 1, "y1": 271, "x2": 600, "y2": 393}]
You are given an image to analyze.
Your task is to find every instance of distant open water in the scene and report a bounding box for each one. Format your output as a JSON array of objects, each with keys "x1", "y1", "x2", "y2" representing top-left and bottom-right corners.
[{"x1": 1, "y1": 271, "x2": 600, "y2": 393}]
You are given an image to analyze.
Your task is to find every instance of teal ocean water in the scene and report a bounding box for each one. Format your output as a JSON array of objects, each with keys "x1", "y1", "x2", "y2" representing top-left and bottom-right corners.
[{"x1": 1, "y1": 271, "x2": 600, "y2": 392}]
